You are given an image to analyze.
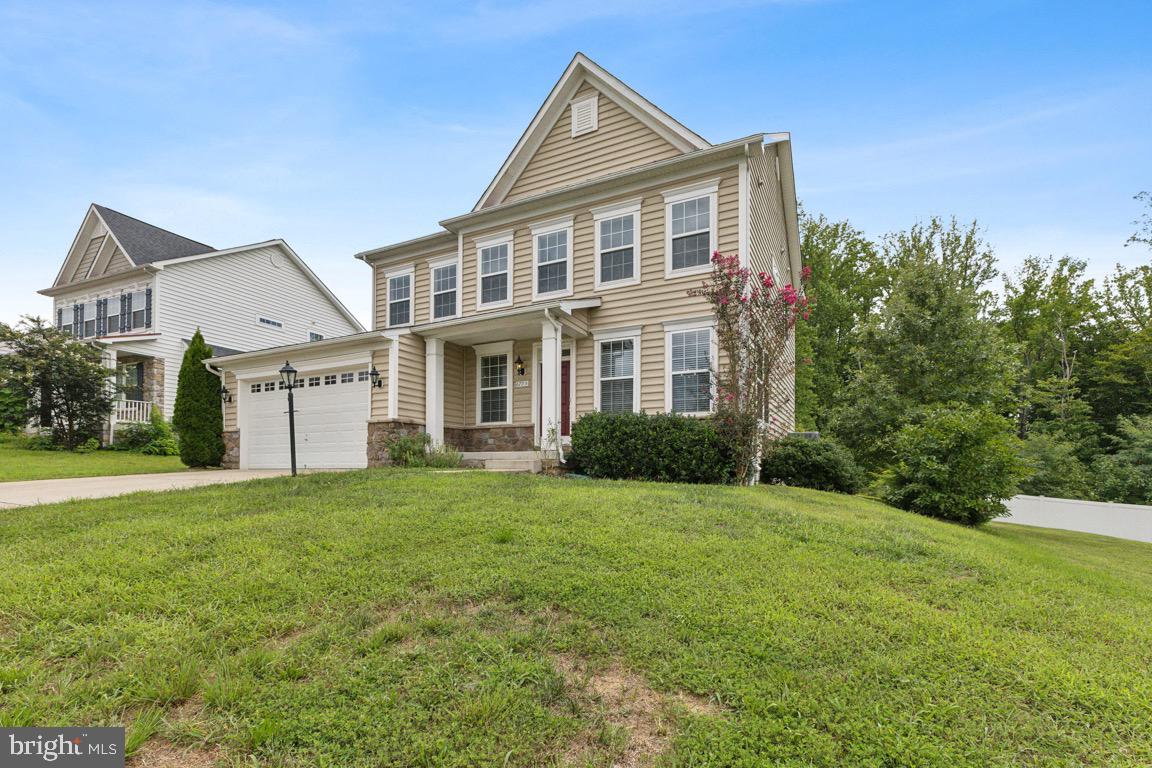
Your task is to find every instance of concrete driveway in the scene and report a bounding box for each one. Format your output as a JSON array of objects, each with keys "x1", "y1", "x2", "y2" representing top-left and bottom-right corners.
[{"x1": 0, "y1": 470, "x2": 292, "y2": 508}]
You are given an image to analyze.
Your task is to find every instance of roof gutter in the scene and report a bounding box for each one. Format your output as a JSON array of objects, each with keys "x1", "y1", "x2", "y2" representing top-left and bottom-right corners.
[{"x1": 38, "y1": 265, "x2": 159, "y2": 297}]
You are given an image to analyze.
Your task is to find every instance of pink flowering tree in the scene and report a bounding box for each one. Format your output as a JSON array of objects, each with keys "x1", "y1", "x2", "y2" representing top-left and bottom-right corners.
[{"x1": 689, "y1": 251, "x2": 812, "y2": 484}]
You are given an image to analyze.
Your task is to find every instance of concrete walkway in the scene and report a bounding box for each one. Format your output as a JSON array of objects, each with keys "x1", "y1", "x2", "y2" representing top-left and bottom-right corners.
[{"x1": 0, "y1": 470, "x2": 291, "y2": 508}]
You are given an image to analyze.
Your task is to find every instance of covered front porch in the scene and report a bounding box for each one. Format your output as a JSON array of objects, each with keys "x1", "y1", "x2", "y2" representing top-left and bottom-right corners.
[
  {"x1": 95, "y1": 341, "x2": 164, "y2": 431},
  {"x1": 413, "y1": 299, "x2": 598, "y2": 455}
]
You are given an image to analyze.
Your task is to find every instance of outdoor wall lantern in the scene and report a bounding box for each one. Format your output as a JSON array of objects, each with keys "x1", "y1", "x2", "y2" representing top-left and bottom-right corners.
[
  {"x1": 219, "y1": 385, "x2": 232, "y2": 403},
  {"x1": 515, "y1": 355, "x2": 526, "y2": 377},
  {"x1": 368, "y1": 365, "x2": 383, "y2": 388},
  {"x1": 279, "y1": 360, "x2": 298, "y2": 477}
]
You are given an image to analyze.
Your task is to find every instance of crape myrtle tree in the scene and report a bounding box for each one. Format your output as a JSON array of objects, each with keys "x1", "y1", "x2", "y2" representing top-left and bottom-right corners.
[
  {"x1": 689, "y1": 250, "x2": 812, "y2": 485},
  {"x1": 172, "y1": 329, "x2": 224, "y2": 467},
  {"x1": 0, "y1": 316, "x2": 113, "y2": 448}
]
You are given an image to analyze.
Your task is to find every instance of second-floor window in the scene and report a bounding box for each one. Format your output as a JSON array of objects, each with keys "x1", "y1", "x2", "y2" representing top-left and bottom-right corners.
[
  {"x1": 477, "y1": 237, "x2": 511, "y2": 308},
  {"x1": 82, "y1": 301, "x2": 97, "y2": 338},
  {"x1": 130, "y1": 291, "x2": 148, "y2": 329},
  {"x1": 532, "y1": 217, "x2": 573, "y2": 299},
  {"x1": 593, "y1": 200, "x2": 641, "y2": 289},
  {"x1": 387, "y1": 271, "x2": 412, "y2": 327},
  {"x1": 663, "y1": 181, "x2": 718, "y2": 276},
  {"x1": 431, "y1": 260, "x2": 458, "y2": 320}
]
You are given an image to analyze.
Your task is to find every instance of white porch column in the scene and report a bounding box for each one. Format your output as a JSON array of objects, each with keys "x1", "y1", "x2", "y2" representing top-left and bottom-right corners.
[
  {"x1": 103, "y1": 347, "x2": 118, "y2": 444},
  {"x1": 424, "y1": 337, "x2": 445, "y2": 445},
  {"x1": 540, "y1": 317, "x2": 563, "y2": 453}
]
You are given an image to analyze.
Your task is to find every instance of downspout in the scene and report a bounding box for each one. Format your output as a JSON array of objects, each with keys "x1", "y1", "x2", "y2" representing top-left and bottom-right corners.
[
  {"x1": 202, "y1": 360, "x2": 225, "y2": 431},
  {"x1": 543, "y1": 308, "x2": 565, "y2": 464}
]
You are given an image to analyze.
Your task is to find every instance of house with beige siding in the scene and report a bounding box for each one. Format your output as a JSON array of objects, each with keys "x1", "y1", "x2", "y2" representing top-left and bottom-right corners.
[
  {"x1": 209, "y1": 53, "x2": 800, "y2": 471},
  {"x1": 39, "y1": 204, "x2": 363, "y2": 438}
]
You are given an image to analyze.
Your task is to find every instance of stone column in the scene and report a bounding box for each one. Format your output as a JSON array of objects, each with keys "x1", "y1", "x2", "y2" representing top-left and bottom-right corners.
[{"x1": 425, "y1": 337, "x2": 445, "y2": 445}]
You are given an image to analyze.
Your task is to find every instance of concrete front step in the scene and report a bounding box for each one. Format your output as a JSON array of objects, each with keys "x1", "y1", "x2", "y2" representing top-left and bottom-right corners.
[{"x1": 460, "y1": 451, "x2": 543, "y2": 473}]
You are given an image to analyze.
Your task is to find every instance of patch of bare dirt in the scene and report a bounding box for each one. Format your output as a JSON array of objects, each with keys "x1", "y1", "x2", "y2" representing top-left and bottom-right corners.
[
  {"x1": 553, "y1": 653, "x2": 726, "y2": 768},
  {"x1": 128, "y1": 739, "x2": 222, "y2": 767}
]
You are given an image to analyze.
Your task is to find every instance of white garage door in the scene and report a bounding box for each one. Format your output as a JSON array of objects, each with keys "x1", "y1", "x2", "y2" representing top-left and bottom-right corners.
[{"x1": 242, "y1": 368, "x2": 370, "y2": 469}]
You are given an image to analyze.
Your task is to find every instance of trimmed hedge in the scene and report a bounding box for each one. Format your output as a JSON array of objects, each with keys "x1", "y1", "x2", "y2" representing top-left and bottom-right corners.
[
  {"x1": 568, "y1": 411, "x2": 735, "y2": 484},
  {"x1": 760, "y1": 436, "x2": 865, "y2": 494}
]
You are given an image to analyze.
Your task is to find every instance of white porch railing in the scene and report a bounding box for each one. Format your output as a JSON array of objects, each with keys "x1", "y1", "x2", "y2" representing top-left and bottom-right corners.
[{"x1": 115, "y1": 399, "x2": 152, "y2": 423}]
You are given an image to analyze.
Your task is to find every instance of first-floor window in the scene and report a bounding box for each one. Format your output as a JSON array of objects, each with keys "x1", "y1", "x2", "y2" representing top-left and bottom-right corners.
[
  {"x1": 669, "y1": 328, "x2": 712, "y2": 414},
  {"x1": 432, "y1": 261, "x2": 457, "y2": 319},
  {"x1": 598, "y1": 338, "x2": 636, "y2": 413},
  {"x1": 388, "y1": 272, "x2": 412, "y2": 327},
  {"x1": 479, "y1": 353, "x2": 508, "y2": 423}
]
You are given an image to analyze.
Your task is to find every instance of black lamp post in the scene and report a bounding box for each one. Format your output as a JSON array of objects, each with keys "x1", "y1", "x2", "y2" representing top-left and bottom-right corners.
[{"x1": 279, "y1": 360, "x2": 298, "y2": 476}]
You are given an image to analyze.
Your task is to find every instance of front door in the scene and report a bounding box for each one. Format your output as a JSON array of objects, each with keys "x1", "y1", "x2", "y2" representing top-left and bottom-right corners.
[{"x1": 537, "y1": 359, "x2": 572, "y2": 437}]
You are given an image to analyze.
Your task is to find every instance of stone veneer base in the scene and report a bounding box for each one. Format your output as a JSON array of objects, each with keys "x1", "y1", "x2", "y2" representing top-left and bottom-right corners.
[
  {"x1": 222, "y1": 429, "x2": 240, "y2": 469},
  {"x1": 367, "y1": 420, "x2": 426, "y2": 466},
  {"x1": 443, "y1": 425, "x2": 535, "y2": 452}
]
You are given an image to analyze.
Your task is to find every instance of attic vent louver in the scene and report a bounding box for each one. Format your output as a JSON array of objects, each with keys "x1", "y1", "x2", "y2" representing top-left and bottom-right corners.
[{"x1": 571, "y1": 94, "x2": 599, "y2": 137}]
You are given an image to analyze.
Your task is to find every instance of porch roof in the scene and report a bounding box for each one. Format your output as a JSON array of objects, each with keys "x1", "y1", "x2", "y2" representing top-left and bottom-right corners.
[{"x1": 411, "y1": 299, "x2": 600, "y2": 345}]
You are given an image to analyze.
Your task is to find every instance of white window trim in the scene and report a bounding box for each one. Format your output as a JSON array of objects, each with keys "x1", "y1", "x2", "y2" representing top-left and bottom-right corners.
[
  {"x1": 592, "y1": 199, "x2": 642, "y2": 291},
  {"x1": 475, "y1": 231, "x2": 514, "y2": 311},
  {"x1": 531, "y1": 215, "x2": 575, "y2": 301},
  {"x1": 385, "y1": 266, "x2": 414, "y2": 328},
  {"x1": 662, "y1": 179, "x2": 719, "y2": 279},
  {"x1": 570, "y1": 93, "x2": 599, "y2": 137},
  {"x1": 428, "y1": 255, "x2": 461, "y2": 321},
  {"x1": 474, "y1": 340, "x2": 514, "y2": 425},
  {"x1": 593, "y1": 326, "x2": 642, "y2": 413},
  {"x1": 663, "y1": 318, "x2": 717, "y2": 416}
]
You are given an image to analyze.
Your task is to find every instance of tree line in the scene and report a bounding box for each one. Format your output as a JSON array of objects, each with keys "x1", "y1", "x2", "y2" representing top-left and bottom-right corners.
[{"x1": 795, "y1": 193, "x2": 1152, "y2": 504}]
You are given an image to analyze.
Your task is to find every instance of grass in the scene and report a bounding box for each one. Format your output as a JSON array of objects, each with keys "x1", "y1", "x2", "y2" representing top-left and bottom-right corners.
[
  {"x1": 0, "y1": 434, "x2": 185, "y2": 481},
  {"x1": 0, "y1": 470, "x2": 1149, "y2": 767}
]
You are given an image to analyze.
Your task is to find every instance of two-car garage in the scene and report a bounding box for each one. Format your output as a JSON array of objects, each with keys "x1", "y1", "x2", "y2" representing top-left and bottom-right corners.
[{"x1": 209, "y1": 333, "x2": 388, "y2": 470}]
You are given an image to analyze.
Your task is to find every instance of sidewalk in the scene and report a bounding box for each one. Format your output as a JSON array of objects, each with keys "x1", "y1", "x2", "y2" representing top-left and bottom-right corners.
[{"x1": 0, "y1": 470, "x2": 292, "y2": 508}]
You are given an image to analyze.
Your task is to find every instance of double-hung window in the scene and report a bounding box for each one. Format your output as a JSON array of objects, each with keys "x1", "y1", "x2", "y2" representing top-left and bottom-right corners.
[
  {"x1": 593, "y1": 200, "x2": 641, "y2": 289},
  {"x1": 666, "y1": 322, "x2": 714, "y2": 415},
  {"x1": 663, "y1": 181, "x2": 718, "y2": 277},
  {"x1": 130, "y1": 291, "x2": 148, "y2": 329},
  {"x1": 430, "y1": 259, "x2": 458, "y2": 320},
  {"x1": 475, "y1": 342, "x2": 512, "y2": 424},
  {"x1": 82, "y1": 301, "x2": 97, "y2": 338},
  {"x1": 476, "y1": 234, "x2": 512, "y2": 308},
  {"x1": 531, "y1": 217, "x2": 573, "y2": 299},
  {"x1": 595, "y1": 327, "x2": 641, "y2": 413},
  {"x1": 387, "y1": 270, "x2": 412, "y2": 327}
]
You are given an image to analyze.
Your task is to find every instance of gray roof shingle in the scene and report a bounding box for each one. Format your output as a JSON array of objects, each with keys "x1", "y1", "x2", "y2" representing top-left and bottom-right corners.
[{"x1": 93, "y1": 204, "x2": 216, "y2": 265}]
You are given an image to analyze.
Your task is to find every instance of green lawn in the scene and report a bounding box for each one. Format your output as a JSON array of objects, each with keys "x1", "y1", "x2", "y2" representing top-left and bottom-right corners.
[
  {"x1": 1, "y1": 471, "x2": 1150, "y2": 767},
  {"x1": 0, "y1": 435, "x2": 185, "y2": 481}
]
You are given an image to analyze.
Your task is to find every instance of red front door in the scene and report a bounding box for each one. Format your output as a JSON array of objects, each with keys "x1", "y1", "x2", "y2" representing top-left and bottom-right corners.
[{"x1": 538, "y1": 359, "x2": 572, "y2": 437}]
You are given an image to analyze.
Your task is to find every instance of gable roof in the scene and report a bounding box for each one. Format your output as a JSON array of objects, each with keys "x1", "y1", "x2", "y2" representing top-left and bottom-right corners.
[
  {"x1": 92, "y1": 204, "x2": 216, "y2": 265},
  {"x1": 474, "y1": 52, "x2": 711, "y2": 211}
]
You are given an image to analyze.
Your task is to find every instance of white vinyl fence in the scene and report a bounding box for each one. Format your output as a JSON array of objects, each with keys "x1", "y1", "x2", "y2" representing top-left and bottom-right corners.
[{"x1": 1002, "y1": 495, "x2": 1152, "y2": 544}]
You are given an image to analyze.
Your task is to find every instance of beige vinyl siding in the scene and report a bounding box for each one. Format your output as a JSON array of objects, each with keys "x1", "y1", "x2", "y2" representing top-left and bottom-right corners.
[
  {"x1": 70, "y1": 236, "x2": 105, "y2": 283},
  {"x1": 370, "y1": 348, "x2": 389, "y2": 420},
  {"x1": 443, "y1": 342, "x2": 466, "y2": 427},
  {"x1": 512, "y1": 340, "x2": 534, "y2": 424},
  {"x1": 374, "y1": 251, "x2": 451, "y2": 329},
  {"x1": 223, "y1": 371, "x2": 237, "y2": 430},
  {"x1": 504, "y1": 83, "x2": 683, "y2": 203},
  {"x1": 395, "y1": 333, "x2": 426, "y2": 423},
  {"x1": 104, "y1": 247, "x2": 133, "y2": 276}
]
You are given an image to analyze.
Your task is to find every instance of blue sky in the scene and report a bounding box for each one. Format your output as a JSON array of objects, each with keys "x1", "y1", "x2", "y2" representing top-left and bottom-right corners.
[{"x1": 1, "y1": 0, "x2": 1148, "y2": 327}]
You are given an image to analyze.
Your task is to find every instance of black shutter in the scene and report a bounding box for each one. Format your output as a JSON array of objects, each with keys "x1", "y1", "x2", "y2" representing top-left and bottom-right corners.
[
  {"x1": 119, "y1": 294, "x2": 127, "y2": 332},
  {"x1": 96, "y1": 299, "x2": 106, "y2": 337},
  {"x1": 144, "y1": 288, "x2": 152, "y2": 328},
  {"x1": 56, "y1": 308, "x2": 63, "y2": 330},
  {"x1": 124, "y1": 293, "x2": 133, "y2": 331},
  {"x1": 72, "y1": 304, "x2": 80, "y2": 338}
]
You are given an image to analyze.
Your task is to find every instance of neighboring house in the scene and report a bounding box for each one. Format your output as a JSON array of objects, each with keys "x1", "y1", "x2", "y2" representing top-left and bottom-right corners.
[
  {"x1": 210, "y1": 53, "x2": 800, "y2": 471},
  {"x1": 38, "y1": 204, "x2": 363, "y2": 434}
]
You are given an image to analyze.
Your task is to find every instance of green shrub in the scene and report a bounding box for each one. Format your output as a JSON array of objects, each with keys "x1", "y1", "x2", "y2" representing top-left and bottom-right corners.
[
  {"x1": 387, "y1": 433, "x2": 431, "y2": 466},
  {"x1": 1018, "y1": 434, "x2": 1093, "y2": 499},
  {"x1": 422, "y1": 443, "x2": 462, "y2": 468},
  {"x1": 115, "y1": 407, "x2": 179, "y2": 455},
  {"x1": 1092, "y1": 415, "x2": 1152, "y2": 504},
  {"x1": 172, "y1": 330, "x2": 224, "y2": 467},
  {"x1": 760, "y1": 436, "x2": 865, "y2": 493},
  {"x1": 0, "y1": 385, "x2": 25, "y2": 433},
  {"x1": 881, "y1": 404, "x2": 1028, "y2": 525},
  {"x1": 568, "y1": 411, "x2": 735, "y2": 484}
]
